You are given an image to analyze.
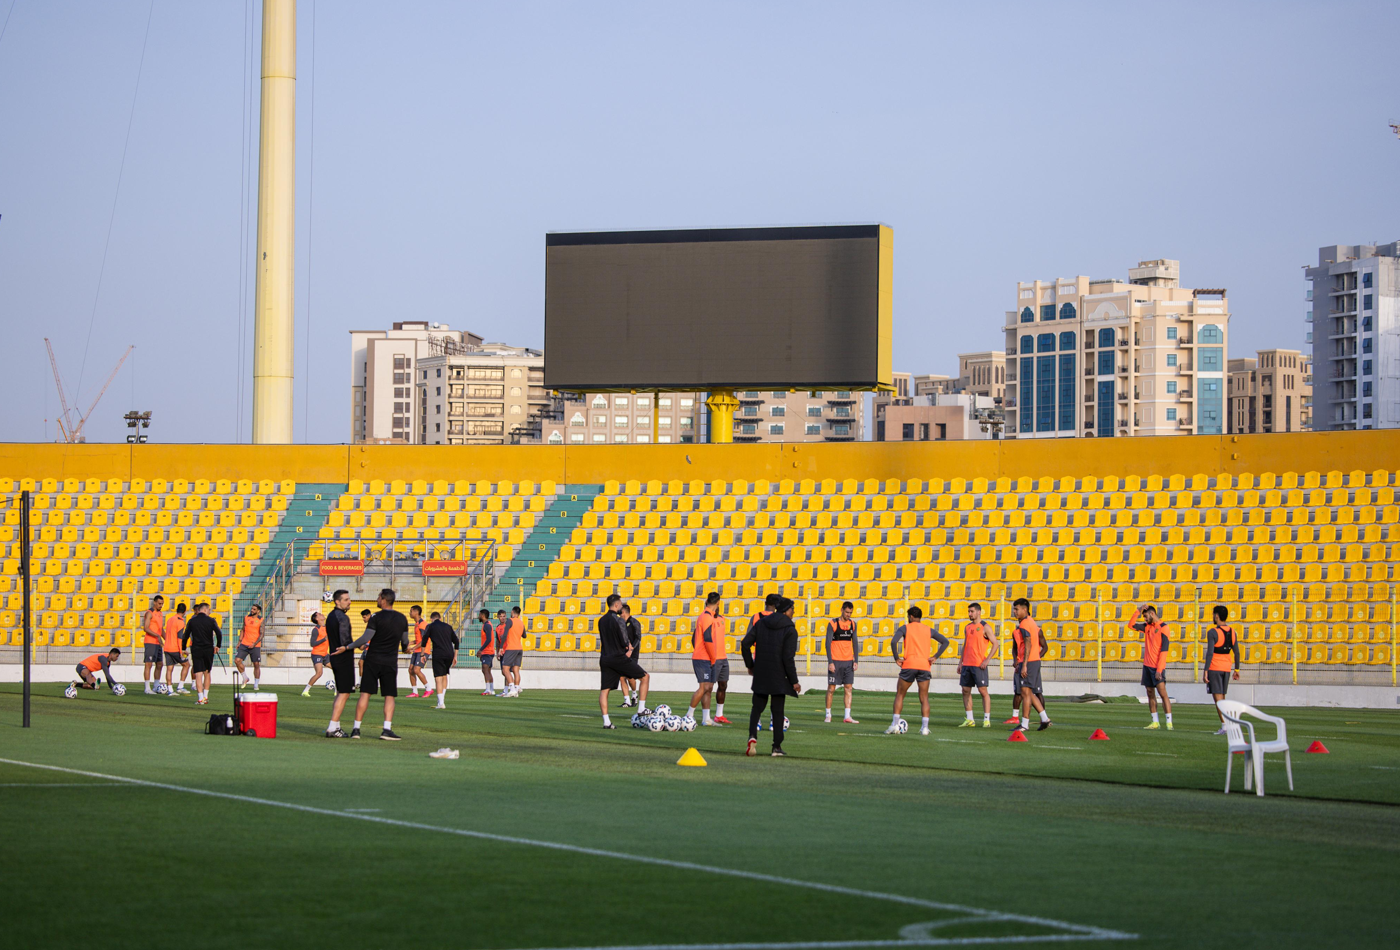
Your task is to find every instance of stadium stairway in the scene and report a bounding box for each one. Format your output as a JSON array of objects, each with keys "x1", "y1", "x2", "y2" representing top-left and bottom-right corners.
[
  {"x1": 233, "y1": 483, "x2": 346, "y2": 620},
  {"x1": 487, "y1": 485, "x2": 603, "y2": 616}
]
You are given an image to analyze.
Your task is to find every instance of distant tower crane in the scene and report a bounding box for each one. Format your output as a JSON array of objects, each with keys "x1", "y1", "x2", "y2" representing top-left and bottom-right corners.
[{"x1": 44, "y1": 338, "x2": 132, "y2": 443}]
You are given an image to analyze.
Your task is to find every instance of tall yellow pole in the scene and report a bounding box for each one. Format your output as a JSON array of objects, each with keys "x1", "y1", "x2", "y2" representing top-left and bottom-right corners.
[
  {"x1": 706, "y1": 390, "x2": 739, "y2": 443},
  {"x1": 251, "y1": 0, "x2": 296, "y2": 444}
]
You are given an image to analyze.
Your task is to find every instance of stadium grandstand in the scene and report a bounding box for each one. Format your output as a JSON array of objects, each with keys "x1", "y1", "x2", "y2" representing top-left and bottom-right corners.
[{"x1": 3, "y1": 431, "x2": 1397, "y2": 695}]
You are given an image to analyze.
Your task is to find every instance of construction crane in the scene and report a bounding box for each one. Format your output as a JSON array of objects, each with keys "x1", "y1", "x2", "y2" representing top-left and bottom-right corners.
[{"x1": 44, "y1": 339, "x2": 132, "y2": 443}]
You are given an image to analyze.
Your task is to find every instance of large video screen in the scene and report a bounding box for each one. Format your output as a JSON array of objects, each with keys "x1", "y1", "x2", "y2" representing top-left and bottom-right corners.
[{"x1": 544, "y1": 225, "x2": 892, "y2": 391}]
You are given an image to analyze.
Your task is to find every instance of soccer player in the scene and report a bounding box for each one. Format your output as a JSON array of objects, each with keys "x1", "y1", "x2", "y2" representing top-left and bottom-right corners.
[
  {"x1": 302, "y1": 611, "x2": 334, "y2": 697},
  {"x1": 323, "y1": 590, "x2": 356, "y2": 737},
  {"x1": 476, "y1": 608, "x2": 498, "y2": 695},
  {"x1": 687, "y1": 592, "x2": 721, "y2": 725},
  {"x1": 1204, "y1": 605, "x2": 1241, "y2": 733},
  {"x1": 1130, "y1": 604, "x2": 1173, "y2": 730},
  {"x1": 180, "y1": 602, "x2": 223, "y2": 706},
  {"x1": 598, "y1": 593, "x2": 649, "y2": 727},
  {"x1": 885, "y1": 606, "x2": 949, "y2": 735},
  {"x1": 824, "y1": 601, "x2": 860, "y2": 724},
  {"x1": 422, "y1": 611, "x2": 459, "y2": 709},
  {"x1": 234, "y1": 605, "x2": 264, "y2": 690},
  {"x1": 140, "y1": 594, "x2": 164, "y2": 694},
  {"x1": 347, "y1": 588, "x2": 411, "y2": 740},
  {"x1": 957, "y1": 602, "x2": 998, "y2": 727},
  {"x1": 499, "y1": 606, "x2": 525, "y2": 697},
  {"x1": 162, "y1": 603, "x2": 190, "y2": 696},
  {"x1": 72, "y1": 648, "x2": 121, "y2": 693},
  {"x1": 618, "y1": 603, "x2": 643, "y2": 707},
  {"x1": 407, "y1": 605, "x2": 429, "y2": 698},
  {"x1": 492, "y1": 609, "x2": 508, "y2": 694},
  {"x1": 1010, "y1": 598, "x2": 1052, "y2": 733},
  {"x1": 358, "y1": 608, "x2": 373, "y2": 684},
  {"x1": 709, "y1": 601, "x2": 731, "y2": 724},
  {"x1": 741, "y1": 597, "x2": 802, "y2": 757}
]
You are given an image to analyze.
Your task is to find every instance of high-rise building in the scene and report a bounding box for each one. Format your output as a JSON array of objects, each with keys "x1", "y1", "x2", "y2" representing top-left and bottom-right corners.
[
  {"x1": 416, "y1": 341, "x2": 550, "y2": 445},
  {"x1": 350, "y1": 322, "x2": 483, "y2": 443},
  {"x1": 1003, "y1": 259, "x2": 1230, "y2": 439},
  {"x1": 731, "y1": 390, "x2": 864, "y2": 442},
  {"x1": 1227, "y1": 349, "x2": 1310, "y2": 434},
  {"x1": 1304, "y1": 242, "x2": 1399, "y2": 430}
]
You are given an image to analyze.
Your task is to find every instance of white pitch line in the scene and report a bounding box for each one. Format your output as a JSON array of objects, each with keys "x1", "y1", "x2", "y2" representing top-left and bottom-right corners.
[
  {"x1": 1132, "y1": 753, "x2": 1179, "y2": 758},
  {"x1": 527, "y1": 938, "x2": 1124, "y2": 950},
  {"x1": 0, "y1": 756, "x2": 1134, "y2": 944},
  {"x1": 0, "y1": 782, "x2": 128, "y2": 788},
  {"x1": 1370, "y1": 766, "x2": 1400, "y2": 771}
]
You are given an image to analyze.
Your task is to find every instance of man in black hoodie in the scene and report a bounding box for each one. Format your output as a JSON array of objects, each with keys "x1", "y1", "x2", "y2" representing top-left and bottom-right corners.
[
  {"x1": 423, "y1": 611, "x2": 460, "y2": 710},
  {"x1": 740, "y1": 596, "x2": 802, "y2": 757}
]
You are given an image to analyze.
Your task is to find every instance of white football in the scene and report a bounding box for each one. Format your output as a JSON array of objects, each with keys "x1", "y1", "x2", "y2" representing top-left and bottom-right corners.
[
  {"x1": 653, "y1": 704, "x2": 671, "y2": 718},
  {"x1": 630, "y1": 713, "x2": 643, "y2": 729},
  {"x1": 154, "y1": 683, "x2": 169, "y2": 695},
  {"x1": 896, "y1": 718, "x2": 908, "y2": 734},
  {"x1": 769, "y1": 716, "x2": 790, "y2": 731},
  {"x1": 680, "y1": 717, "x2": 696, "y2": 732},
  {"x1": 664, "y1": 716, "x2": 682, "y2": 732},
  {"x1": 64, "y1": 684, "x2": 77, "y2": 699},
  {"x1": 647, "y1": 716, "x2": 664, "y2": 732},
  {"x1": 112, "y1": 683, "x2": 127, "y2": 697}
]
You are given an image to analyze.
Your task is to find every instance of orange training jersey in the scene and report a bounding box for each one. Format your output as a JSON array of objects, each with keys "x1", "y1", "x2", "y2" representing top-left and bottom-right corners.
[
  {"x1": 79, "y1": 654, "x2": 105, "y2": 673},
  {"x1": 414, "y1": 619, "x2": 431, "y2": 656},
  {"x1": 311, "y1": 624, "x2": 329, "y2": 658},
  {"x1": 828, "y1": 619, "x2": 856, "y2": 662},
  {"x1": 503, "y1": 619, "x2": 524, "y2": 652},
  {"x1": 692, "y1": 609, "x2": 717, "y2": 661},
  {"x1": 163, "y1": 615, "x2": 185, "y2": 653},
  {"x1": 899, "y1": 621, "x2": 935, "y2": 671},
  {"x1": 710, "y1": 614, "x2": 728, "y2": 659},
  {"x1": 240, "y1": 616, "x2": 262, "y2": 647},
  {"x1": 1142, "y1": 620, "x2": 1169, "y2": 670},
  {"x1": 1207, "y1": 624, "x2": 1235, "y2": 672},
  {"x1": 960, "y1": 621, "x2": 991, "y2": 667},
  {"x1": 1013, "y1": 618, "x2": 1042, "y2": 664},
  {"x1": 143, "y1": 609, "x2": 164, "y2": 645}
]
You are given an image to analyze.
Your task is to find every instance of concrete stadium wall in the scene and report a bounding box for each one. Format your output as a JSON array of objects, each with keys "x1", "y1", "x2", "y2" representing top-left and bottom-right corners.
[{"x1": 3, "y1": 430, "x2": 1399, "y2": 485}]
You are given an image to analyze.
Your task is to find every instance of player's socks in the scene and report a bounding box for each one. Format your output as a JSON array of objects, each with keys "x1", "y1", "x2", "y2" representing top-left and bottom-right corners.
[
  {"x1": 353, "y1": 720, "x2": 362, "y2": 731},
  {"x1": 383, "y1": 720, "x2": 392, "y2": 731},
  {"x1": 1020, "y1": 717, "x2": 1030, "y2": 730},
  {"x1": 890, "y1": 713, "x2": 901, "y2": 727},
  {"x1": 824, "y1": 710, "x2": 832, "y2": 722},
  {"x1": 301, "y1": 686, "x2": 311, "y2": 697},
  {"x1": 328, "y1": 720, "x2": 340, "y2": 732},
  {"x1": 965, "y1": 710, "x2": 974, "y2": 721},
  {"x1": 1151, "y1": 711, "x2": 1160, "y2": 723},
  {"x1": 1039, "y1": 710, "x2": 1050, "y2": 723},
  {"x1": 687, "y1": 705, "x2": 697, "y2": 720},
  {"x1": 921, "y1": 717, "x2": 929, "y2": 730},
  {"x1": 715, "y1": 703, "x2": 723, "y2": 717},
  {"x1": 703, "y1": 712, "x2": 713, "y2": 725},
  {"x1": 983, "y1": 714, "x2": 990, "y2": 725},
  {"x1": 602, "y1": 713, "x2": 612, "y2": 727}
]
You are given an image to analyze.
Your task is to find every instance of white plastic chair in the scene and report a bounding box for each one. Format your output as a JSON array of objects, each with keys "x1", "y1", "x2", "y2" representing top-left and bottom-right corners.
[{"x1": 1217, "y1": 700, "x2": 1293, "y2": 797}]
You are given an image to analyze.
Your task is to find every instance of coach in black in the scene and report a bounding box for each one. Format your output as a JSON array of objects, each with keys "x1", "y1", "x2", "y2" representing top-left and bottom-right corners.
[
  {"x1": 423, "y1": 611, "x2": 460, "y2": 709},
  {"x1": 597, "y1": 593, "x2": 649, "y2": 729},
  {"x1": 741, "y1": 596, "x2": 802, "y2": 757},
  {"x1": 323, "y1": 590, "x2": 356, "y2": 738},
  {"x1": 180, "y1": 602, "x2": 223, "y2": 706},
  {"x1": 347, "y1": 588, "x2": 410, "y2": 740}
]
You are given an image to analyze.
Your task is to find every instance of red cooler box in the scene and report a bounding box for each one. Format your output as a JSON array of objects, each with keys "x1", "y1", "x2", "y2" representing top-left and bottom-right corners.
[{"x1": 236, "y1": 693, "x2": 278, "y2": 738}]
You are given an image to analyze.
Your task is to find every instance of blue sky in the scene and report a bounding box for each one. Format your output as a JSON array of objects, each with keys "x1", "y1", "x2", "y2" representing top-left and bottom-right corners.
[{"x1": 1, "y1": 1, "x2": 1397, "y2": 444}]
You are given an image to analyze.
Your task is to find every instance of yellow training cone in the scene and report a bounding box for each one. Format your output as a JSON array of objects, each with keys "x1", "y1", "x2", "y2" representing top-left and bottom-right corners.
[{"x1": 677, "y1": 747, "x2": 708, "y2": 767}]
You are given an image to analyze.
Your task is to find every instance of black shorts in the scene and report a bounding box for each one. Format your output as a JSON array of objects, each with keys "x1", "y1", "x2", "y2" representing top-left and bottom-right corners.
[
  {"x1": 1206, "y1": 669, "x2": 1232, "y2": 696},
  {"x1": 600, "y1": 654, "x2": 646, "y2": 691},
  {"x1": 164, "y1": 651, "x2": 185, "y2": 666},
  {"x1": 190, "y1": 649, "x2": 214, "y2": 674},
  {"x1": 500, "y1": 649, "x2": 523, "y2": 668},
  {"x1": 1141, "y1": 665, "x2": 1166, "y2": 689},
  {"x1": 360, "y1": 655, "x2": 398, "y2": 696},
  {"x1": 329, "y1": 651, "x2": 356, "y2": 694},
  {"x1": 828, "y1": 661, "x2": 854, "y2": 686},
  {"x1": 431, "y1": 656, "x2": 453, "y2": 678},
  {"x1": 959, "y1": 665, "x2": 989, "y2": 689},
  {"x1": 1015, "y1": 661, "x2": 1043, "y2": 694},
  {"x1": 898, "y1": 669, "x2": 932, "y2": 684},
  {"x1": 143, "y1": 644, "x2": 164, "y2": 664},
  {"x1": 479, "y1": 654, "x2": 494, "y2": 668}
]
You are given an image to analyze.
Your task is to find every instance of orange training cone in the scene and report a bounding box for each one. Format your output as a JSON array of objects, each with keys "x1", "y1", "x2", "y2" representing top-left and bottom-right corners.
[
  {"x1": 1305, "y1": 740, "x2": 1329, "y2": 754},
  {"x1": 1089, "y1": 728, "x2": 1110, "y2": 741},
  {"x1": 1007, "y1": 730, "x2": 1028, "y2": 743}
]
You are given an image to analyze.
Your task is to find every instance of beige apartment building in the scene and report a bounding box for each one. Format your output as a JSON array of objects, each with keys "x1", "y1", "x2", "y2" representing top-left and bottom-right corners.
[
  {"x1": 1227, "y1": 348, "x2": 1311, "y2": 434},
  {"x1": 350, "y1": 322, "x2": 484, "y2": 443},
  {"x1": 732, "y1": 389, "x2": 864, "y2": 442},
  {"x1": 541, "y1": 392, "x2": 704, "y2": 445},
  {"x1": 1003, "y1": 259, "x2": 1229, "y2": 438},
  {"x1": 416, "y1": 341, "x2": 550, "y2": 445}
]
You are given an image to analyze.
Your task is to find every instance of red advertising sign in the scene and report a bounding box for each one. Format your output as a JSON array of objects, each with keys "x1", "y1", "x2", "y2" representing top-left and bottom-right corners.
[
  {"x1": 319, "y1": 559, "x2": 365, "y2": 577},
  {"x1": 422, "y1": 559, "x2": 469, "y2": 577}
]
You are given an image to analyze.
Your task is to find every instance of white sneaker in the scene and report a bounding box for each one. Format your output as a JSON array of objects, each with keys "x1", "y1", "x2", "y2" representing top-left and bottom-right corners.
[
  {"x1": 884, "y1": 724, "x2": 901, "y2": 735},
  {"x1": 436, "y1": 702, "x2": 445, "y2": 710},
  {"x1": 144, "y1": 687, "x2": 154, "y2": 695},
  {"x1": 1214, "y1": 726, "x2": 1228, "y2": 735},
  {"x1": 428, "y1": 748, "x2": 460, "y2": 759},
  {"x1": 919, "y1": 726, "x2": 930, "y2": 736}
]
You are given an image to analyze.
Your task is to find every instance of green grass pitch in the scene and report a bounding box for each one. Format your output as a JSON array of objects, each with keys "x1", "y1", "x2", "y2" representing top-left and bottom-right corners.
[{"x1": 1, "y1": 682, "x2": 1397, "y2": 949}]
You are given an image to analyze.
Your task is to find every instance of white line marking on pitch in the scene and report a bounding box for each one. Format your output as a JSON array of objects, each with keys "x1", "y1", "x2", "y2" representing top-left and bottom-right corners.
[
  {"x1": 0, "y1": 756, "x2": 1134, "y2": 945},
  {"x1": 1370, "y1": 766, "x2": 1400, "y2": 771},
  {"x1": 343, "y1": 808, "x2": 381, "y2": 812},
  {"x1": 0, "y1": 782, "x2": 128, "y2": 788},
  {"x1": 1132, "y1": 753, "x2": 1179, "y2": 758}
]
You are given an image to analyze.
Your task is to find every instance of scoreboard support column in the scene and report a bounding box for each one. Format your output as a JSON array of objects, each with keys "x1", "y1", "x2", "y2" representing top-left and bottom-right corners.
[{"x1": 706, "y1": 390, "x2": 739, "y2": 443}]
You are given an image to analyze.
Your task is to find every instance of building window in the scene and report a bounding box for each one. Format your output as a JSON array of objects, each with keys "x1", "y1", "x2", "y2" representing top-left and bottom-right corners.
[
  {"x1": 614, "y1": 434, "x2": 628, "y2": 443},
  {"x1": 547, "y1": 431, "x2": 563, "y2": 444},
  {"x1": 570, "y1": 412, "x2": 585, "y2": 427},
  {"x1": 771, "y1": 391, "x2": 786, "y2": 398},
  {"x1": 656, "y1": 397, "x2": 669, "y2": 407},
  {"x1": 1167, "y1": 353, "x2": 1177, "y2": 367},
  {"x1": 1097, "y1": 381, "x2": 1114, "y2": 437},
  {"x1": 1058, "y1": 354, "x2": 1075, "y2": 430},
  {"x1": 1059, "y1": 331, "x2": 1076, "y2": 350},
  {"x1": 1363, "y1": 403, "x2": 1373, "y2": 419},
  {"x1": 615, "y1": 396, "x2": 629, "y2": 407},
  {"x1": 1019, "y1": 334, "x2": 1033, "y2": 356},
  {"x1": 592, "y1": 433, "x2": 606, "y2": 443},
  {"x1": 1363, "y1": 294, "x2": 1373, "y2": 310},
  {"x1": 1198, "y1": 325, "x2": 1223, "y2": 344},
  {"x1": 1098, "y1": 351, "x2": 1115, "y2": 375},
  {"x1": 769, "y1": 423, "x2": 784, "y2": 435},
  {"x1": 1040, "y1": 304, "x2": 1055, "y2": 321},
  {"x1": 614, "y1": 415, "x2": 628, "y2": 426},
  {"x1": 636, "y1": 434, "x2": 650, "y2": 443},
  {"x1": 833, "y1": 424, "x2": 850, "y2": 436},
  {"x1": 680, "y1": 416, "x2": 693, "y2": 429},
  {"x1": 1363, "y1": 360, "x2": 1372, "y2": 375},
  {"x1": 771, "y1": 405, "x2": 785, "y2": 417},
  {"x1": 1167, "y1": 327, "x2": 1177, "y2": 340},
  {"x1": 1020, "y1": 307, "x2": 1034, "y2": 323},
  {"x1": 1363, "y1": 315, "x2": 1372, "y2": 331},
  {"x1": 807, "y1": 406, "x2": 822, "y2": 417},
  {"x1": 592, "y1": 395, "x2": 607, "y2": 407},
  {"x1": 1019, "y1": 357, "x2": 1034, "y2": 433},
  {"x1": 806, "y1": 424, "x2": 820, "y2": 435},
  {"x1": 1362, "y1": 272, "x2": 1373, "y2": 288},
  {"x1": 1059, "y1": 302, "x2": 1076, "y2": 320},
  {"x1": 1363, "y1": 338, "x2": 1373, "y2": 354},
  {"x1": 902, "y1": 423, "x2": 915, "y2": 440},
  {"x1": 1199, "y1": 347, "x2": 1222, "y2": 372},
  {"x1": 1036, "y1": 354, "x2": 1056, "y2": 432},
  {"x1": 593, "y1": 414, "x2": 607, "y2": 426},
  {"x1": 1098, "y1": 328, "x2": 1115, "y2": 348},
  {"x1": 510, "y1": 386, "x2": 521, "y2": 396},
  {"x1": 1198, "y1": 379, "x2": 1222, "y2": 435},
  {"x1": 919, "y1": 423, "x2": 930, "y2": 440},
  {"x1": 1363, "y1": 381, "x2": 1373, "y2": 397},
  {"x1": 636, "y1": 416, "x2": 651, "y2": 428},
  {"x1": 637, "y1": 396, "x2": 650, "y2": 408},
  {"x1": 680, "y1": 397, "x2": 693, "y2": 407},
  {"x1": 1167, "y1": 381, "x2": 1177, "y2": 394},
  {"x1": 741, "y1": 424, "x2": 757, "y2": 435},
  {"x1": 1037, "y1": 333, "x2": 1055, "y2": 353},
  {"x1": 570, "y1": 433, "x2": 585, "y2": 443}
]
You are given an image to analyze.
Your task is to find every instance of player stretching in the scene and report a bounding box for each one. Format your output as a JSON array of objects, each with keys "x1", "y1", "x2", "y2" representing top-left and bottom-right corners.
[
  {"x1": 957, "y1": 602, "x2": 997, "y2": 727},
  {"x1": 886, "y1": 606, "x2": 949, "y2": 735},
  {"x1": 1204, "y1": 605, "x2": 1240, "y2": 733},
  {"x1": 162, "y1": 603, "x2": 190, "y2": 696},
  {"x1": 235, "y1": 605, "x2": 264, "y2": 690},
  {"x1": 618, "y1": 603, "x2": 644, "y2": 707},
  {"x1": 499, "y1": 606, "x2": 525, "y2": 697},
  {"x1": 140, "y1": 594, "x2": 164, "y2": 694},
  {"x1": 303, "y1": 611, "x2": 335, "y2": 696},
  {"x1": 476, "y1": 608, "x2": 498, "y2": 695},
  {"x1": 687, "y1": 593, "x2": 721, "y2": 726},
  {"x1": 598, "y1": 594, "x2": 649, "y2": 727},
  {"x1": 1010, "y1": 598, "x2": 1051, "y2": 733},
  {"x1": 1130, "y1": 605, "x2": 1172, "y2": 730},
  {"x1": 824, "y1": 601, "x2": 860, "y2": 724},
  {"x1": 407, "y1": 605, "x2": 429, "y2": 698},
  {"x1": 71, "y1": 649, "x2": 121, "y2": 694}
]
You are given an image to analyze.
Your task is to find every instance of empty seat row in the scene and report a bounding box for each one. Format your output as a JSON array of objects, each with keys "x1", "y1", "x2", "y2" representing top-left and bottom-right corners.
[{"x1": 1, "y1": 478, "x2": 294, "y2": 495}]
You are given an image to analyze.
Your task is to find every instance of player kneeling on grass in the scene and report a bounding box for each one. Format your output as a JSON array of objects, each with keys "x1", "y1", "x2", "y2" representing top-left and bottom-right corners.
[
  {"x1": 824, "y1": 601, "x2": 860, "y2": 724},
  {"x1": 70, "y1": 649, "x2": 122, "y2": 695},
  {"x1": 421, "y1": 611, "x2": 459, "y2": 709},
  {"x1": 1129, "y1": 604, "x2": 1173, "y2": 730},
  {"x1": 886, "y1": 606, "x2": 949, "y2": 736},
  {"x1": 1204, "y1": 605, "x2": 1241, "y2": 734},
  {"x1": 598, "y1": 594, "x2": 649, "y2": 728},
  {"x1": 303, "y1": 611, "x2": 337, "y2": 696},
  {"x1": 957, "y1": 602, "x2": 998, "y2": 728},
  {"x1": 343, "y1": 588, "x2": 411, "y2": 740},
  {"x1": 1010, "y1": 598, "x2": 1052, "y2": 733}
]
